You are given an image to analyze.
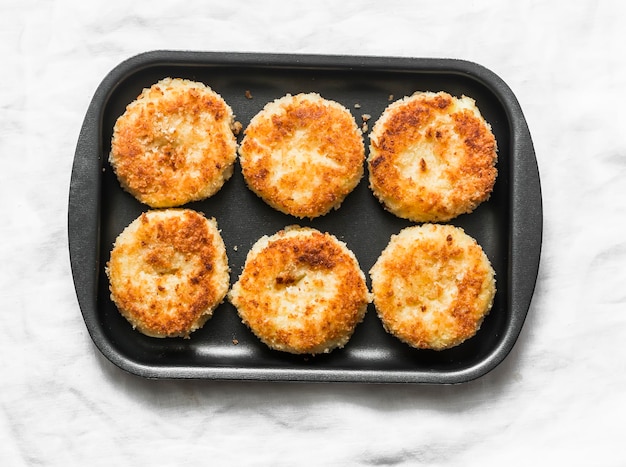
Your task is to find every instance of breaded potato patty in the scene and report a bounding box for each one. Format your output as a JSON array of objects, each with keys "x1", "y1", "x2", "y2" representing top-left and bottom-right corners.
[
  {"x1": 109, "y1": 77, "x2": 237, "y2": 208},
  {"x1": 368, "y1": 91, "x2": 497, "y2": 222},
  {"x1": 106, "y1": 209, "x2": 230, "y2": 338},
  {"x1": 238, "y1": 93, "x2": 365, "y2": 218},
  {"x1": 228, "y1": 226, "x2": 371, "y2": 354},
  {"x1": 369, "y1": 224, "x2": 496, "y2": 350}
]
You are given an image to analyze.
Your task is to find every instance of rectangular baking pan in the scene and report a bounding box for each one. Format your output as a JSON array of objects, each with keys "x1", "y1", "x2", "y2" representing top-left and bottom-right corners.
[{"x1": 69, "y1": 51, "x2": 541, "y2": 383}]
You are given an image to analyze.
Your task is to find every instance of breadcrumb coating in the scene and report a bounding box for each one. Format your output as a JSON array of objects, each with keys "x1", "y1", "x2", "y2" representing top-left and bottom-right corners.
[
  {"x1": 229, "y1": 226, "x2": 371, "y2": 354},
  {"x1": 106, "y1": 209, "x2": 229, "y2": 338},
  {"x1": 239, "y1": 93, "x2": 365, "y2": 218},
  {"x1": 370, "y1": 224, "x2": 496, "y2": 350},
  {"x1": 368, "y1": 91, "x2": 497, "y2": 222},
  {"x1": 110, "y1": 78, "x2": 237, "y2": 208}
]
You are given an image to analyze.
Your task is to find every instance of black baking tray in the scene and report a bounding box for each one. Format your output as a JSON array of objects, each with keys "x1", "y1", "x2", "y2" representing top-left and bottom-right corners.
[{"x1": 68, "y1": 51, "x2": 541, "y2": 383}]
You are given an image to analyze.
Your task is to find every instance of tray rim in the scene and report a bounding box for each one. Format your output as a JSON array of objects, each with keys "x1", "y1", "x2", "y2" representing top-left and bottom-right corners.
[{"x1": 68, "y1": 50, "x2": 542, "y2": 384}]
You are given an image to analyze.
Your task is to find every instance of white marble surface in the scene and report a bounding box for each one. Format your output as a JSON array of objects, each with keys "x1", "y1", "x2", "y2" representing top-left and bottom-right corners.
[{"x1": 2, "y1": 0, "x2": 625, "y2": 465}]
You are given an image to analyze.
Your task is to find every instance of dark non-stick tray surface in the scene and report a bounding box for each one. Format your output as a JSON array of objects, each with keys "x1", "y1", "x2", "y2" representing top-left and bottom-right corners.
[{"x1": 69, "y1": 51, "x2": 542, "y2": 383}]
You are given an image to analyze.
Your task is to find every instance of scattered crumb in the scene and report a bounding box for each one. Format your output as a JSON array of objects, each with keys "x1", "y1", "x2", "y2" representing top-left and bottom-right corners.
[
  {"x1": 232, "y1": 339, "x2": 239, "y2": 345},
  {"x1": 360, "y1": 115, "x2": 370, "y2": 133},
  {"x1": 245, "y1": 90, "x2": 253, "y2": 99},
  {"x1": 232, "y1": 121, "x2": 243, "y2": 135},
  {"x1": 233, "y1": 245, "x2": 238, "y2": 251},
  {"x1": 354, "y1": 103, "x2": 361, "y2": 109},
  {"x1": 388, "y1": 94, "x2": 394, "y2": 101}
]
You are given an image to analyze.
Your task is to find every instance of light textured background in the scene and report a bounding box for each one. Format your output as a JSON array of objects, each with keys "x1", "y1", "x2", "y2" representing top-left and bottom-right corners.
[{"x1": 2, "y1": 0, "x2": 625, "y2": 465}]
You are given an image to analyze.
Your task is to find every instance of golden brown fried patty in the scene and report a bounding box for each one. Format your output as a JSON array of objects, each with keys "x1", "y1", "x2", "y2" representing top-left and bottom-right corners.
[
  {"x1": 106, "y1": 209, "x2": 230, "y2": 338},
  {"x1": 369, "y1": 224, "x2": 496, "y2": 350},
  {"x1": 228, "y1": 226, "x2": 371, "y2": 354},
  {"x1": 109, "y1": 77, "x2": 237, "y2": 208},
  {"x1": 238, "y1": 93, "x2": 365, "y2": 218},
  {"x1": 368, "y1": 91, "x2": 498, "y2": 222}
]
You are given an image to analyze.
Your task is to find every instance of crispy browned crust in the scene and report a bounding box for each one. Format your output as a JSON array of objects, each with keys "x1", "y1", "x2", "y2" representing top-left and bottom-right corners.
[
  {"x1": 229, "y1": 226, "x2": 371, "y2": 354},
  {"x1": 238, "y1": 93, "x2": 365, "y2": 218},
  {"x1": 369, "y1": 224, "x2": 496, "y2": 350},
  {"x1": 109, "y1": 78, "x2": 237, "y2": 208},
  {"x1": 106, "y1": 209, "x2": 229, "y2": 338},
  {"x1": 368, "y1": 92, "x2": 497, "y2": 222}
]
